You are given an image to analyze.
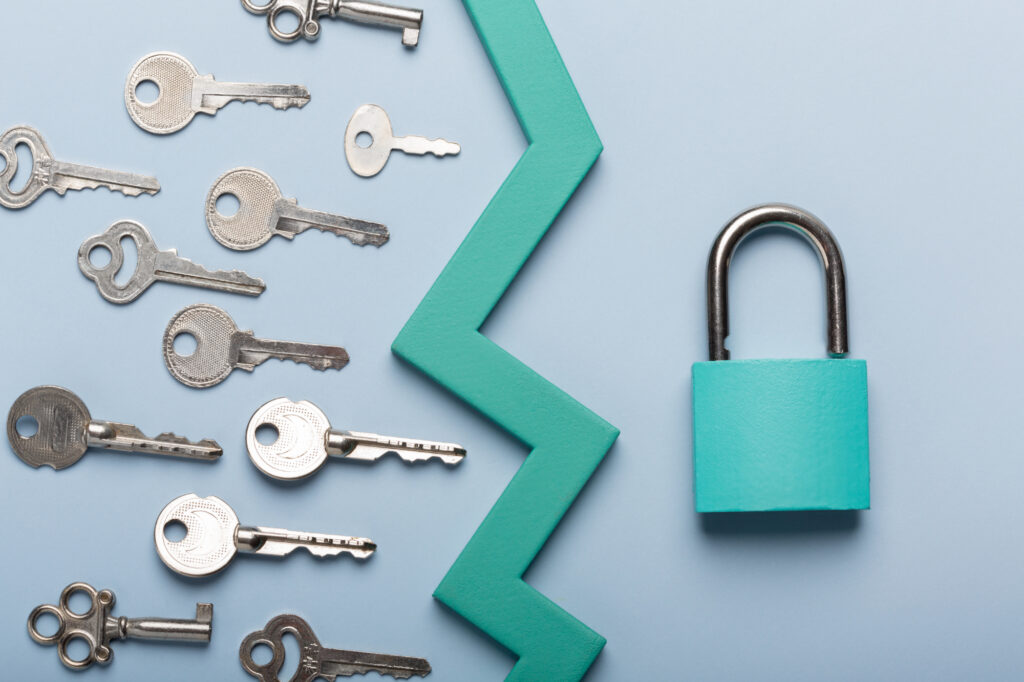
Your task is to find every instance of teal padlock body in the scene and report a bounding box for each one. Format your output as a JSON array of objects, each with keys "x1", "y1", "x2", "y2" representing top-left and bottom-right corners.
[{"x1": 692, "y1": 358, "x2": 869, "y2": 512}]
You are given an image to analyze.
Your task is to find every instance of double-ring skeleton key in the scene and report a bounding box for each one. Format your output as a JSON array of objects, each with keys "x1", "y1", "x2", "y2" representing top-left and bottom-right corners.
[
  {"x1": 345, "y1": 104, "x2": 460, "y2": 177},
  {"x1": 7, "y1": 386, "x2": 222, "y2": 470},
  {"x1": 247, "y1": 397, "x2": 465, "y2": 480},
  {"x1": 241, "y1": 614, "x2": 431, "y2": 681},
  {"x1": 155, "y1": 493, "x2": 375, "y2": 577},
  {"x1": 163, "y1": 304, "x2": 349, "y2": 388},
  {"x1": 0, "y1": 126, "x2": 159, "y2": 209},
  {"x1": 125, "y1": 52, "x2": 310, "y2": 135},
  {"x1": 29, "y1": 582, "x2": 212, "y2": 670},
  {"x1": 206, "y1": 167, "x2": 388, "y2": 251},
  {"x1": 242, "y1": 0, "x2": 423, "y2": 46},
  {"x1": 79, "y1": 220, "x2": 266, "y2": 303}
]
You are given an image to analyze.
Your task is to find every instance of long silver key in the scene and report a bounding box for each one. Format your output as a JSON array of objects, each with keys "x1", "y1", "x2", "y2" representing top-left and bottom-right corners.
[
  {"x1": 7, "y1": 386, "x2": 222, "y2": 470},
  {"x1": 0, "y1": 126, "x2": 160, "y2": 209},
  {"x1": 79, "y1": 220, "x2": 266, "y2": 304},
  {"x1": 242, "y1": 0, "x2": 423, "y2": 46},
  {"x1": 29, "y1": 582, "x2": 211, "y2": 670},
  {"x1": 125, "y1": 52, "x2": 310, "y2": 135},
  {"x1": 246, "y1": 397, "x2": 465, "y2": 480},
  {"x1": 206, "y1": 167, "x2": 388, "y2": 251},
  {"x1": 155, "y1": 493, "x2": 375, "y2": 577},
  {"x1": 241, "y1": 614, "x2": 430, "y2": 681},
  {"x1": 344, "y1": 104, "x2": 460, "y2": 177},
  {"x1": 163, "y1": 304, "x2": 349, "y2": 388}
]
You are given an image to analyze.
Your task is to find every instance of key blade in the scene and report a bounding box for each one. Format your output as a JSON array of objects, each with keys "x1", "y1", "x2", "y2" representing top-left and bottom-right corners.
[
  {"x1": 154, "y1": 251, "x2": 266, "y2": 297},
  {"x1": 234, "y1": 333, "x2": 350, "y2": 372},
  {"x1": 239, "y1": 526, "x2": 376, "y2": 559},
  {"x1": 51, "y1": 161, "x2": 160, "y2": 196},
  {"x1": 193, "y1": 78, "x2": 310, "y2": 113},
  {"x1": 86, "y1": 421, "x2": 222, "y2": 461},
  {"x1": 275, "y1": 198, "x2": 390, "y2": 247},
  {"x1": 392, "y1": 136, "x2": 461, "y2": 158},
  {"x1": 331, "y1": 430, "x2": 466, "y2": 465},
  {"x1": 320, "y1": 647, "x2": 432, "y2": 680}
]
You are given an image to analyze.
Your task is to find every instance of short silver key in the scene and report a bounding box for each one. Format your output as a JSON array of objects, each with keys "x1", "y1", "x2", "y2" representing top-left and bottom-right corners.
[
  {"x1": 0, "y1": 126, "x2": 160, "y2": 209},
  {"x1": 242, "y1": 0, "x2": 423, "y2": 46},
  {"x1": 125, "y1": 52, "x2": 310, "y2": 135},
  {"x1": 240, "y1": 614, "x2": 430, "y2": 681},
  {"x1": 79, "y1": 220, "x2": 266, "y2": 304},
  {"x1": 163, "y1": 304, "x2": 350, "y2": 388},
  {"x1": 206, "y1": 167, "x2": 389, "y2": 251},
  {"x1": 246, "y1": 397, "x2": 465, "y2": 481},
  {"x1": 344, "y1": 104, "x2": 460, "y2": 178},
  {"x1": 29, "y1": 582, "x2": 212, "y2": 670},
  {"x1": 155, "y1": 493, "x2": 375, "y2": 577},
  {"x1": 7, "y1": 386, "x2": 222, "y2": 470}
]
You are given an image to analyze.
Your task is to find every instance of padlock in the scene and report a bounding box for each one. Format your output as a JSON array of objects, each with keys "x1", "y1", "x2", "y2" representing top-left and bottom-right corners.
[{"x1": 692, "y1": 204, "x2": 869, "y2": 512}]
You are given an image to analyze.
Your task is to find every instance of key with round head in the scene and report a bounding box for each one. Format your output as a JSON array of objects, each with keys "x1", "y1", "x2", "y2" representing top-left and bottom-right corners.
[
  {"x1": 155, "y1": 493, "x2": 375, "y2": 577},
  {"x1": 7, "y1": 386, "x2": 222, "y2": 470},
  {"x1": 242, "y1": 0, "x2": 423, "y2": 46},
  {"x1": 79, "y1": 220, "x2": 266, "y2": 304},
  {"x1": 163, "y1": 304, "x2": 350, "y2": 388},
  {"x1": 344, "y1": 104, "x2": 460, "y2": 178},
  {"x1": 28, "y1": 582, "x2": 212, "y2": 670},
  {"x1": 240, "y1": 614, "x2": 431, "y2": 681},
  {"x1": 125, "y1": 52, "x2": 310, "y2": 135},
  {"x1": 246, "y1": 397, "x2": 466, "y2": 481},
  {"x1": 0, "y1": 125, "x2": 160, "y2": 209},
  {"x1": 206, "y1": 167, "x2": 389, "y2": 251}
]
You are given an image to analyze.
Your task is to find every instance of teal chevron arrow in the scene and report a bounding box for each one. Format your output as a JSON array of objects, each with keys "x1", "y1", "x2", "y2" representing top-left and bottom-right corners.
[{"x1": 391, "y1": 0, "x2": 618, "y2": 679}]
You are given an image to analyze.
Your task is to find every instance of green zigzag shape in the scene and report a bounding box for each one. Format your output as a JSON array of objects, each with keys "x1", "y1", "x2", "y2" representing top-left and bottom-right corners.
[{"x1": 391, "y1": 0, "x2": 618, "y2": 679}]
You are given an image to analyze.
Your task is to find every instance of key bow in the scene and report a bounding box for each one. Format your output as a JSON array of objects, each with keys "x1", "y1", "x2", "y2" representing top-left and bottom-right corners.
[
  {"x1": 28, "y1": 582, "x2": 117, "y2": 669},
  {"x1": 78, "y1": 220, "x2": 158, "y2": 304},
  {"x1": 0, "y1": 126, "x2": 55, "y2": 209},
  {"x1": 240, "y1": 614, "x2": 323, "y2": 682}
]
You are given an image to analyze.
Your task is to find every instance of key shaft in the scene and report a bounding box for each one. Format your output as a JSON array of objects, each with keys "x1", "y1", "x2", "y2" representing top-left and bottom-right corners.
[
  {"x1": 120, "y1": 603, "x2": 213, "y2": 642},
  {"x1": 275, "y1": 198, "x2": 390, "y2": 246},
  {"x1": 328, "y1": 429, "x2": 466, "y2": 464},
  {"x1": 319, "y1": 646, "x2": 432, "y2": 679},
  {"x1": 236, "y1": 525, "x2": 377, "y2": 559},
  {"x1": 234, "y1": 332, "x2": 351, "y2": 372},
  {"x1": 392, "y1": 135, "x2": 461, "y2": 157},
  {"x1": 153, "y1": 250, "x2": 266, "y2": 297},
  {"x1": 51, "y1": 160, "x2": 161, "y2": 196},
  {"x1": 86, "y1": 420, "x2": 222, "y2": 461},
  {"x1": 193, "y1": 77, "x2": 310, "y2": 112},
  {"x1": 332, "y1": 0, "x2": 423, "y2": 46}
]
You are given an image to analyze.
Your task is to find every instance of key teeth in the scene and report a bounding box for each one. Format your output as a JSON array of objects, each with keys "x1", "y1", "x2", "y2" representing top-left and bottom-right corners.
[{"x1": 57, "y1": 179, "x2": 160, "y2": 196}]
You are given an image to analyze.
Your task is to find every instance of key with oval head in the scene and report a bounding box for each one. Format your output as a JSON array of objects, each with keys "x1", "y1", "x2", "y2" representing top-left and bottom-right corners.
[
  {"x1": 206, "y1": 167, "x2": 388, "y2": 251},
  {"x1": 79, "y1": 220, "x2": 266, "y2": 304},
  {"x1": 28, "y1": 582, "x2": 211, "y2": 670},
  {"x1": 240, "y1": 614, "x2": 431, "y2": 681},
  {"x1": 344, "y1": 105, "x2": 460, "y2": 178},
  {"x1": 7, "y1": 386, "x2": 222, "y2": 470},
  {"x1": 163, "y1": 304, "x2": 349, "y2": 388},
  {"x1": 155, "y1": 493, "x2": 375, "y2": 577},
  {"x1": 0, "y1": 126, "x2": 160, "y2": 209},
  {"x1": 246, "y1": 397, "x2": 465, "y2": 481},
  {"x1": 242, "y1": 0, "x2": 423, "y2": 46},
  {"x1": 125, "y1": 52, "x2": 310, "y2": 135}
]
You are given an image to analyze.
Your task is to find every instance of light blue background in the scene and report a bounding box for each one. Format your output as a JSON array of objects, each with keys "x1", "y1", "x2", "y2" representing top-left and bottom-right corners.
[{"x1": 2, "y1": 1, "x2": 1023, "y2": 679}]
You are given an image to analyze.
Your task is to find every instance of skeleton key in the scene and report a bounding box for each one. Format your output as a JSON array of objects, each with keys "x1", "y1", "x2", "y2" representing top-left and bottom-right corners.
[
  {"x1": 240, "y1": 614, "x2": 431, "y2": 681},
  {"x1": 7, "y1": 386, "x2": 222, "y2": 470},
  {"x1": 344, "y1": 104, "x2": 460, "y2": 177},
  {"x1": 125, "y1": 52, "x2": 310, "y2": 135},
  {"x1": 163, "y1": 304, "x2": 349, "y2": 388},
  {"x1": 246, "y1": 397, "x2": 465, "y2": 481},
  {"x1": 79, "y1": 220, "x2": 266, "y2": 304},
  {"x1": 242, "y1": 0, "x2": 423, "y2": 46},
  {"x1": 155, "y1": 493, "x2": 375, "y2": 577},
  {"x1": 0, "y1": 126, "x2": 160, "y2": 209},
  {"x1": 206, "y1": 167, "x2": 388, "y2": 251},
  {"x1": 28, "y1": 582, "x2": 211, "y2": 670}
]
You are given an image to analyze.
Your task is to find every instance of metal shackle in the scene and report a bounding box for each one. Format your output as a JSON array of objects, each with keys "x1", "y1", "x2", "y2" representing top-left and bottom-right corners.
[{"x1": 706, "y1": 203, "x2": 849, "y2": 361}]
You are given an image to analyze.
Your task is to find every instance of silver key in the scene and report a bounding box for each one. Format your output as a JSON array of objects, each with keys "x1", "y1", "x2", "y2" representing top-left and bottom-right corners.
[
  {"x1": 240, "y1": 614, "x2": 430, "y2": 681},
  {"x1": 344, "y1": 104, "x2": 460, "y2": 178},
  {"x1": 7, "y1": 386, "x2": 222, "y2": 470},
  {"x1": 163, "y1": 304, "x2": 350, "y2": 388},
  {"x1": 125, "y1": 52, "x2": 310, "y2": 135},
  {"x1": 246, "y1": 397, "x2": 465, "y2": 481},
  {"x1": 242, "y1": 0, "x2": 423, "y2": 46},
  {"x1": 206, "y1": 167, "x2": 389, "y2": 251},
  {"x1": 155, "y1": 493, "x2": 375, "y2": 577},
  {"x1": 28, "y1": 582, "x2": 212, "y2": 670},
  {"x1": 0, "y1": 126, "x2": 160, "y2": 209},
  {"x1": 79, "y1": 220, "x2": 266, "y2": 304}
]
